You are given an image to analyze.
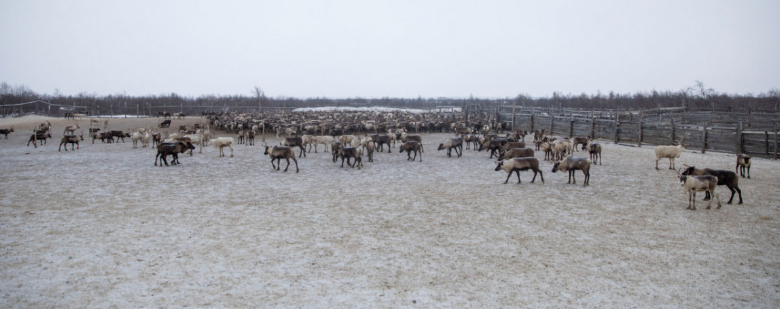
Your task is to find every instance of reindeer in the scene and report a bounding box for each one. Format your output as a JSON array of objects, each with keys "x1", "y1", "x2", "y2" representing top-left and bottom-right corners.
[
  {"x1": 677, "y1": 169, "x2": 721, "y2": 210},
  {"x1": 263, "y1": 144, "x2": 299, "y2": 172},
  {"x1": 495, "y1": 157, "x2": 544, "y2": 184},
  {"x1": 655, "y1": 136, "x2": 685, "y2": 170},
  {"x1": 64, "y1": 124, "x2": 80, "y2": 136},
  {"x1": 0, "y1": 127, "x2": 14, "y2": 139},
  {"x1": 736, "y1": 154, "x2": 751, "y2": 178},
  {"x1": 552, "y1": 156, "x2": 592, "y2": 186},
  {"x1": 59, "y1": 131, "x2": 84, "y2": 151},
  {"x1": 681, "y1": 165, "x2": 743, "y2": 204}
]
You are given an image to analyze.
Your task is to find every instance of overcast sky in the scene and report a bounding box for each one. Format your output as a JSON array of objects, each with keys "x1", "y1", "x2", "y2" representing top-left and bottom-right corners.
[{"x1": 1, "y1": 0, "x2": 778, "y2": 99}]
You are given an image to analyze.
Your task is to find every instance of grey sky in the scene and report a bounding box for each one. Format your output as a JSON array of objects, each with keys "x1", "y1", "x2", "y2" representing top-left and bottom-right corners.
[{"x1": 1, "y1": 0, "x2": 778, "y2": 98}]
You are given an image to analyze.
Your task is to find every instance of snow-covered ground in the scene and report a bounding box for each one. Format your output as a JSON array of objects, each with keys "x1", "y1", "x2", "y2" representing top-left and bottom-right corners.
[{"x1": 1, "y1": 116, "x2": 779, "y2": 308}]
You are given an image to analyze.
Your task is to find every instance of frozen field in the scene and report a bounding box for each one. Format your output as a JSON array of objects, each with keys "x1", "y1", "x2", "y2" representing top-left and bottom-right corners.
[{"x1": 1, "y1": 115, "x2": 779, "y2": 308}]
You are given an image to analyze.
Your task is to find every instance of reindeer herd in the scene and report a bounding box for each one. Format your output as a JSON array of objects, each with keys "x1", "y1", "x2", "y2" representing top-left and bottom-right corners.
[{"x1": 0, "y1": 108, "x2": 758, "y2": 211}]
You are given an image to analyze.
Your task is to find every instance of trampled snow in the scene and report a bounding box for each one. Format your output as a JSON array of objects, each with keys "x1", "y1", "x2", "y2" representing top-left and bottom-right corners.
[{"x1": 0, "y1": 116, "x2": 778, "y2": 308}]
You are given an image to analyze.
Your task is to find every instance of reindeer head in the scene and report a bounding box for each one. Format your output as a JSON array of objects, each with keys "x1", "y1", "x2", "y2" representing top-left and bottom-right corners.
[
  {"x1": 679, "y1": 165, "x2": 696, "y2": 181},
  {"x1": 494, "y1": 160, "x2": 504, "y2": 171},
  {"x1": 552, "y1": 161, "x2": 561, "y2": 173}
]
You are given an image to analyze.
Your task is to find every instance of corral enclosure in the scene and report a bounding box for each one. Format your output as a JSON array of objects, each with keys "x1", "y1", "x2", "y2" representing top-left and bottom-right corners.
[
  {"x1": 497, "y1": 106, "x2": 780, "y2": 159},
  {"x1": 1, "y1": 115, "x2": 780, "y2": 307}
]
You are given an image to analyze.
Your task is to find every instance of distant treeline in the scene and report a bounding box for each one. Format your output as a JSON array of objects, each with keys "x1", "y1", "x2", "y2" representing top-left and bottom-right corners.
[{"x1": 2, "y1": 82, "x2": 778, "y2": 115}]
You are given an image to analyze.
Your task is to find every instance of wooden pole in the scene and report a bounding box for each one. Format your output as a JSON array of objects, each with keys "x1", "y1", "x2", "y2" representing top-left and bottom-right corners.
[
  {"x1": 511, "y1": 101, "x2": 516, "y2": 132},
  {"x1": 774, "y1": 122, "x2": 778, "y2": 160},
  {"x1": 638, "y1": 110, "x2": 643, "y2": 147},
  {"x1": 766, "y1": 131, "x2": 770, "y2": 155},
  {"x1": 701, "y1": 124, "x2": 707, "y2": 154},
  {"x1": 549, "y1": 114, "x2": 554, "y2": 136},
  {"x1": 569, "y1": 114, "x2": 574, "y2": 138},
  {"x1": 737, "y1": 122, "x2": 743, "y2": 154},
  {"x1": 614, "y1": 114, "x2": 620, "y2": 144},
  {"x1": 590, "y1": 115, "x2": 595, "y2": 139}
]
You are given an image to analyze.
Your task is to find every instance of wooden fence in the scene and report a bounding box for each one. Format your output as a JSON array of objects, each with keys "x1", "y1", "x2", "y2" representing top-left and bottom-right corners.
[{"x1": 498, "y1": 107, "x2": 779, "y2": 159}]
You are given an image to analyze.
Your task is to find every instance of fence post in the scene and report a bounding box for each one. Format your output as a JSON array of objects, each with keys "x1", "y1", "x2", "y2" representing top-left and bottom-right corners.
[
  {"x1": 530, "y1": 113, "x2": 535, "y2": 133},
  {"x1": 550, "y1": 114, "x2": 554, "y2": 135},
  {"x1": 766, "y1": 131, "x2": 770, "y2": 155},
  {"x1": 614, "y1": 113, "x2": 620, "y2": 144},
  {"x1": 569, "y1": 114, "x2": 574, "y2": 138},
  {"x1": 701, "y1": 124, "x2": 707, "y2": 154},
  {"x1": 590, "y1": 115, "x2": 595, "y2": 139},
  {"x1": 775, "y1": 122, "x2": 778, "y2": 160},
  {"x1": 495, "y1": 108, "x2": 500, "y2": 128},
  {"x1": 638, "y1": 110, "x2": 643, "y2": 147},
  {"x1": 511, "y1": 101, "x2": 516, "y2": 132},
  {"x1": 737, "y1": 122, "x2": 743, "y2": 154}
]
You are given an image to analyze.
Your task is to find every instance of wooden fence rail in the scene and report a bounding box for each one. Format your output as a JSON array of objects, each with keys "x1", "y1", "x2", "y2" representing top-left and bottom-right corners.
[{"x1": 499, "y1": 107, "x2": 780, "y2": 159}]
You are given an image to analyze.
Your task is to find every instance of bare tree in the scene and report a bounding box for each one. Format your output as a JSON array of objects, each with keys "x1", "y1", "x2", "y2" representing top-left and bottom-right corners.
[{"x1": 253, "y1": 86, "x2": 267, "y2": 110}]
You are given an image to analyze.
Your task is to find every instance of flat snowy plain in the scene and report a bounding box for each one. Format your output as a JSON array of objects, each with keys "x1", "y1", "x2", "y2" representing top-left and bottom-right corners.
[{"x1": 1, "y1": 115, "x2": 779, "y2": 308}]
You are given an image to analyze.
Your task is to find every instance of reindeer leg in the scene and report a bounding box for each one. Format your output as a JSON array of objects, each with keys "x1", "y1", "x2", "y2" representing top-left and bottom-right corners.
[
  {"x1": 584, "y1": 171, "x2": 589, "y2": 186},
  {"x1": 715, "y1": 192, "x2": 722, "y2": 209},
  {"x1": 284, "y1": 158, "x2": 290, "y2": 172},
  {"x1": 504, "y1": 172, "x2": 512, "y2": 184},
  {"x1": 516, "y1": 170, "x2": 521, "y2": 184},
  {"x1": 736, "y1": 186, "x2": 743, "y2": 204},
  {"x1": 687, "y1": 192, "x2": 692, "y2": 209}
]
